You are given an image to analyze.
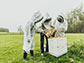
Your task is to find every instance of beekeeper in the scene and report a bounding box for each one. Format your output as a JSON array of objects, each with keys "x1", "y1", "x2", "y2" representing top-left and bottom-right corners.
[
  {"x1": 53, "y1": 15, "x2": 68, "y2": 37},
  {"x1": 35, "y1": 13, "x2": 53, "y2": 56},
  {"x1": 23, "y1": 11, "x2": 44, "y2": 61}
]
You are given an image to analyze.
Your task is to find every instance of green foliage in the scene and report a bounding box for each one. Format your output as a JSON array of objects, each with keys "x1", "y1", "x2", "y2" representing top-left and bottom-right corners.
[
  {"x1": 68, "y1": 40, "x2": 84, "y2": 62},
  {"x1": 0, "y1": 33, "x2": 84, "y2": 63},
  {"x1": 17, "y1": 25, "x2": 23, "y2": 34},
  {"x1": 66, "y1": 5, "x2": 84, "y2": 33},
  {"x1": 0, "y1": 28, "x2": 9, "y2": 32}
]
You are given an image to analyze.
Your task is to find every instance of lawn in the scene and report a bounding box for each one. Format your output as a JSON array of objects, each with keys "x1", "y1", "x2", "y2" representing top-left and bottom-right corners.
[{"x1": 0, "y1": 33, "x2": 84, "y2": 63}]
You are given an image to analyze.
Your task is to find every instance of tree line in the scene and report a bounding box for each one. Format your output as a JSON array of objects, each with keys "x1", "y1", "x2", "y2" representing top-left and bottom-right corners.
[
  {"x1": 0, "y1": 28, "x2": 9, "y2": 32},
  {"x1": 66, "y1": 6, "x2": 84, "y2": 33}
]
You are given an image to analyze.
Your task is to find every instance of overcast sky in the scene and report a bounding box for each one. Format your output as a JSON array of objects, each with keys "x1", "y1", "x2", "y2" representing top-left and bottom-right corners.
[{"x1": 0, "y1": 0, "x2": 84, "y2": 32}]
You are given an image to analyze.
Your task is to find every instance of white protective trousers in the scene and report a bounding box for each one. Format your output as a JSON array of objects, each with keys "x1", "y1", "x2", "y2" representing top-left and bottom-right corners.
[{"x1": 23, "y1": 22, "x2": 35, "y2": 53}]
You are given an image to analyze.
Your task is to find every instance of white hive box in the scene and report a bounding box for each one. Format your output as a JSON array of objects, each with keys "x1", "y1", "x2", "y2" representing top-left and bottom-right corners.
[{"x1": 48, "y1": 37, "x2": 67, "y2": 57}]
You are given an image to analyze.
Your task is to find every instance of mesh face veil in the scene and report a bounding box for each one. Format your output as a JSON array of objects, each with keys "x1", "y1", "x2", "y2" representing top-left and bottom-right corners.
[{"x1": 57, "y1": 15, "x2": 64, "y2": 23}]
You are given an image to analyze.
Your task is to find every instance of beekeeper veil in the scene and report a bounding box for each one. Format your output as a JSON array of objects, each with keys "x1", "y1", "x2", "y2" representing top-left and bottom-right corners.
[
  {"x1": 57, "y1": 15, "x2": 64, "y2": 23},
  {"x1": 43, "y1": 13, "x2": 52, "y2": 23},
  {"x1": 32, "y1": 11, "x2": 44, "y2": 25}
]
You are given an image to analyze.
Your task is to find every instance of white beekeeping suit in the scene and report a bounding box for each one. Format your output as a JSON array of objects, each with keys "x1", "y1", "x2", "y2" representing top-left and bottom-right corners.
[
  {"x1": 35, "y1": 13, "x2": 52, "y2": 56},
  {"x1": 43, "y1": 13, "x2": 53, "y2": 30},
  {"x1": 35, "y1": 13, "x2": 52, "y2": 33},
  {"x1": 23, "y1": 11, "x2": 43, "y2": 53},
  {"x1": 53, "y1": 15, "x2": 68, "y2": 37}
]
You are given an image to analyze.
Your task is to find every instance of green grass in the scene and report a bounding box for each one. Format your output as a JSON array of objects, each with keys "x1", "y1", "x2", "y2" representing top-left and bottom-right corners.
[{"x1": 0, "y1": 33, "x2": 84, "y2": 63}]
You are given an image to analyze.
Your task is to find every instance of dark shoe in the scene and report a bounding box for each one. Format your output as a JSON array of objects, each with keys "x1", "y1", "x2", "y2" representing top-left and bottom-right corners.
[
  {"x1": 30, "y1": 50, "x2": 34, "y2": 57},
  {"x1": 23, "y1": 58, "x2": 29, "y2": 61},
  {"x1": 46, "y1": 50, "x2": 49, "y2": 52},
  {"x1": 23, "y1": 50, "x2": 29, "y2": 61}
]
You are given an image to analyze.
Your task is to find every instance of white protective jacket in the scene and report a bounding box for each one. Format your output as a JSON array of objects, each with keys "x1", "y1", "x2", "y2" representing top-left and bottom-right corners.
[
  {"x1": 23, "y1": 11, "x2": 44, "y2": 53},
  {"x1": 35, "y1": 13, "x2": 53, "y2": 33},
  {"x1": 53, "y1": 19, "x2": 68, "y2": 37}
]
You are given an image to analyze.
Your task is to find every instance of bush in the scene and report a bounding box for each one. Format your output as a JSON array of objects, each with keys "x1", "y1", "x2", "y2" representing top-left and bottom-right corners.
[{"x1": 0, "y1": 28, "x2": 9, "y2": 32}]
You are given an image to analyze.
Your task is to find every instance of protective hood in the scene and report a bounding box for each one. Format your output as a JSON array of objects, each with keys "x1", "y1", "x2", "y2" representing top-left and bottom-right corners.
[{"x1": 32, "y1": 11, "x2": 44, "y2": 23}]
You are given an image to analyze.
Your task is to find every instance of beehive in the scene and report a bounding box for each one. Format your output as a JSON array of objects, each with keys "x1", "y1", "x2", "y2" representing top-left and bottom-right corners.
[{"x1": 48, "y1": 37, "x2": 67, "y2": 57}]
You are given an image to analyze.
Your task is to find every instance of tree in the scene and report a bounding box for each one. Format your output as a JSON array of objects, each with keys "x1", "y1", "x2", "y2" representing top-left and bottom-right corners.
[
  {"x1": 0, "y1": 28, "x2": 9, "y2": 32},
  {"x1": 17, "y1": 25, "x2": 23, "y2": 34},
  {"x1": 66, "y1": 5, "x2": 84, "y2": 33}
]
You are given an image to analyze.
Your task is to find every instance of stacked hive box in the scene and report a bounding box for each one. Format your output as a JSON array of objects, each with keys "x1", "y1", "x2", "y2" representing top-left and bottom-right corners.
[{"x1": 48, "y1": 37, "x2": 67, "y2": 57}]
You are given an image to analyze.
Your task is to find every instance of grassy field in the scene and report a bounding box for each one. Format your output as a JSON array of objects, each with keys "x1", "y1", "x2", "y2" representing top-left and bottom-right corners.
[{"x1": 0, "y1": 33, "x2": 84, "y2": 63}]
